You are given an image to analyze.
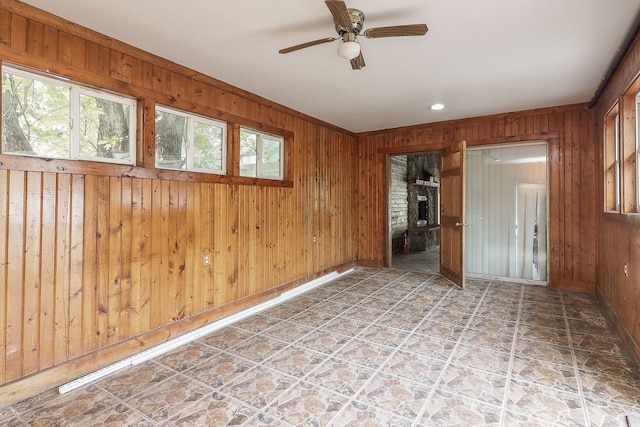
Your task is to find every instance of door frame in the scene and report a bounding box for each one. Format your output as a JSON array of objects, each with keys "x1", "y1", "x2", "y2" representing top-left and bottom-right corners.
[{"x1": 382, "y1": 149, "x2": 443, "y2": 269}]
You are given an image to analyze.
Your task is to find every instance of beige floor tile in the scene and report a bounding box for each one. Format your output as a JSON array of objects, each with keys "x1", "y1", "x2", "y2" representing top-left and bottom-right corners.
[
  {"x1": 354, "y1": 371, "x2": 431, "y2": 420},
  {"x1": 438, "y1": 364, "x2": 508, "y2": 407},
  {"x1": 11, "y1": 384, "x2": 119, "y2": 426},
  {"x1": 264, "y1": 381, "x2": 348, "y2": 426},
  {"x1": 218, "y1": 365, "x2": 296, "y2": 409},
  {"x1": 164, "y1": 392, "x2": 258, "y2": 426},
  {"x1": 418, "y1": 389, "x2": 502, "y2": 426},
  {"x1": 332, "y1": 338, "x2": 395, "y2": 370},
  {"x1": 5, "y1": 264, "x2": 640, "y2": 426},
  {"x1": 183, "y1": 353, "x2": 256, "y2": 388},
  {"x1": 306, "y1": 358, "x2": 375, "y2": 397},
  {"x1": 93, "y1": 361, "x2": 175, "y2": 400},
  {"x1": 261, "y1": 346, "x2": 324, "y2": 378},
  {"x1": 329, "y1": 400, "x2": 413, "y2": 426},
  {"x1": 506, "y1": 378, "x2": 586, "y2": 425},
  {"x1": 117, "y1": 374, "x2": 212, "y2": 424}
]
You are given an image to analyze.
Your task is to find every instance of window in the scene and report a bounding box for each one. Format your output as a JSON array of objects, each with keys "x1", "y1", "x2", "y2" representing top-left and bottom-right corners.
[
  {"x1": 239, "y1": 127, "x2": 283, "y2": 180},
  {"x1": 1, "y1": 65, "x2": 136, "y2": 164},
  {"x1": 620, "y1": 90, "x2": 638, "y2": 213},
  {"x1": 604, "y1": 103, "x2": 620, "y2": 212},
  {"x1": 155, "y1": 106, "x2": 226, "y2": 174}
]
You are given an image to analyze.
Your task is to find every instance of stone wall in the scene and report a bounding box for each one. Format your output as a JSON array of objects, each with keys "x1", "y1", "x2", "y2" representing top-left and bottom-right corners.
[
  {"x1": 407, "y1": 154, "x2": 440, "y2": 251},
  {"x1": 390, "y1": 155, "x2": 408, "y2": 252},
  {"x1": 407, "y1": 154, "x2": 439, "y2": 228}
]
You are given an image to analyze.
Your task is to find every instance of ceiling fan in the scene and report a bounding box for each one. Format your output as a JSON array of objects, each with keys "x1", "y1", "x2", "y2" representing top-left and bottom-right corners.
[{"x1": 278, "y1": 0, "x2": 428, "y2": 70}]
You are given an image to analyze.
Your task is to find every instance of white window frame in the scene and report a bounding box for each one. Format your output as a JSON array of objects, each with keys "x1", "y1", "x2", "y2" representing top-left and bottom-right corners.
[
  {"x1": 239, "y1": 127, "x2": 284, "y2": 180},
  {"x1": 616, "y1": 111, "x2": 621, "y2": 212},
  {"x1": 155, "y1": 105, "x2": 227, "y2": 175},
  {"x1": 2, "y1": 64, "x2": 136, "y2": 165},
  {"x1": 636, "y1": 92, "x2": 640, "y2": 212}
]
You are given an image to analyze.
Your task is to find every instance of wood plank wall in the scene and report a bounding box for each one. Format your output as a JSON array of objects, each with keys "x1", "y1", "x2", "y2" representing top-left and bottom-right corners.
[
  {"x1": 0, "y1": 1, "x2": 357, "y2": 404},
  {"x1": 356, "y1": 104, "x2": 597, "y2": 293},
  {"x1": 593, "y1": 30, "x2": 640, "y2": 367}
]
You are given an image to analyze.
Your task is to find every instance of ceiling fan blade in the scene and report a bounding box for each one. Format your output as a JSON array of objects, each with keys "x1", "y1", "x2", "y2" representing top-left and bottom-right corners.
[
  {"x1": 350, "y1": 52, "x2": 365, "y2": 70},
  {"x1": 325, "y1": 0, "x2": 352, "y2": 29},
  {"x1": 363, "y1": 24, "x2": 428, "y2": 38},
  {"x1": 279, "y1": 37, "x2": 338, "y2": 54}
]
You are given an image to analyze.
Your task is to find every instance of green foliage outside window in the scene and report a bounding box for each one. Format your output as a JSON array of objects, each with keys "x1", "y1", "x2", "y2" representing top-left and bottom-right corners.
[
  {"x1": 155, "y1": 106, "x2": 225, "y2": 173},
  {"x1": 239, "y1": 127, "x2": 282, "y2": 179},
  {"x1": 1, "y1": 66, "x2": 135, "y2": 164}
]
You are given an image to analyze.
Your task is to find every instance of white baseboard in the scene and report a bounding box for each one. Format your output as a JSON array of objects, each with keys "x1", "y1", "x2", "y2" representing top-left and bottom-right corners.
[{"x1": 59, "y1": 269, "x2": 351, "y2": 394}]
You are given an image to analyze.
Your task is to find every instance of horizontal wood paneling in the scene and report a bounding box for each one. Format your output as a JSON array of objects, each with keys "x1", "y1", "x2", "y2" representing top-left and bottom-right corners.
[
  {"x1": 594, "y1": 29, "x2": 640, "y2": 368},
  {"x1": 0, "y1": 1, "x2": 357, "y2": 404},
  {"x1": 357, "y1": 105, "x2": 597, "y2": 293}
]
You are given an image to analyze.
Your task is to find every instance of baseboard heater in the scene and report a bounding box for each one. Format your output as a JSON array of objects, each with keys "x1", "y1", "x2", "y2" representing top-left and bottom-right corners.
[{"x1": 59, "y1": 269, "x2": 351, "y2": 395}]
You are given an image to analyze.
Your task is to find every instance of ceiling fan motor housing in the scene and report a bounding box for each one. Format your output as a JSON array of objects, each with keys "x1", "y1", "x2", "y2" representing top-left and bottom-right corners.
[{"x1": 336, "y1": 8, "x2": 364, "y2": 36}]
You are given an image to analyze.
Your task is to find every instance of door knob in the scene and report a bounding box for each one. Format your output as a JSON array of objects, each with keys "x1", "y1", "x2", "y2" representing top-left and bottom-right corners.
[{"x1": 455, "y1": 222, "x2": 469, "y2": 227}]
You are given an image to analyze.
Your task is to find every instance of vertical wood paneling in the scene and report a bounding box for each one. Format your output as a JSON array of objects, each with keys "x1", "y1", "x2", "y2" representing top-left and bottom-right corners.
[
  {"x1": 119, "y1": 177, "x2": 132, "y2": 340},
  {"x1": 54, "y1": 174, "x2": 71, "y2": 365},
  {"x1": 594, "y1": 30, "x2": 640, "y2": 367},
  {"x1": 201, "y1": 184, "x2": 214, "y2": 310},
  {"x1": 68, "y1": 175, "x2": 84, "y2": 359},
  {"x1": 176, "y1": 181, "x2": 188, "y2": 320},
  {"x1": 0, "y1": 10, "x2": 10, "y2": 45},
  {"x1": 184, "y1": 182, "x2": 195, "y2": 318},
  {"x1": 547, "y1": 120, "x2": 561, "y2": 286},
  {"x1": 129, "y1": 178, "x2": 143, "y2": 337},
  {"x1": 160, "y1": 180, "x2": 172, "y2": 323},
  {"x1": 25, "y1": 20, "x2": 43, "y2": 56},
  {"x1": 228, "y1": 185, "x2": 240, "y2": 303},
  {"x1": 137, "y1": 179, "x2": 153, "y2": 333},
  {"x1": 212, "y1": 184, "x2": 227, "y2": 307},
  {"x1": 108, "y1": 177, "x2": 122, "y2": 343},
  {"x1": 10, "y1": 14, "x2": 27, "y2": 52},
  {"x1": 42, "y1": 24, "x2": 57, "y2": 62},
  {"x1": 96, "y1": 176, "x2": 110, "y2": 348},
  {"x1": 150, "y1": 179, "x2": 163, "y2": 330},
  {"x1": 38, "y1": 173, "x2": 55, "y2": 369},
  {"x1": 23, "y1": 172, "x2": 42, "y2": 375},
  {"x1": 6, "y1": 171, "x2": 25, "y2": 381},
  {"x1": 0, "y1": 170, "x2": 7, "y2": 384},
  {"x1": 81, "y1": 175, "x2": 97, "y2": 355},
  {"x1": 0, "y1": 1, "x2": 358, "y2": 399},
  {"x1": 357, "y1": 106, "x2": 596, "y2": 292}
]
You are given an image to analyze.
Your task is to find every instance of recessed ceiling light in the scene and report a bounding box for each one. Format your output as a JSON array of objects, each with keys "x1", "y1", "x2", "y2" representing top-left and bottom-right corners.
[{"x1": 430, "y1": 103, "x2": 445, "y2": 111}]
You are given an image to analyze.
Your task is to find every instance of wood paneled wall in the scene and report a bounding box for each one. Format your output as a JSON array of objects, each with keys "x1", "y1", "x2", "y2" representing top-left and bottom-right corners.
[
  {"x1": 593, "y1": 29, "x2": 640, "y2": 367},
  {"x1": 0, "y1": 1, "x2": 357, "y2": 404},
  {"x1": 356, "y1": 104, "x2": 597, "y2": 293}
]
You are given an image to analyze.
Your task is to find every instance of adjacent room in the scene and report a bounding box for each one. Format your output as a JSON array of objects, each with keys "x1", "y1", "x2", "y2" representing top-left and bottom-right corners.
[{"x1": 2, "y1": 0, "x2": 640, "y2": 425}]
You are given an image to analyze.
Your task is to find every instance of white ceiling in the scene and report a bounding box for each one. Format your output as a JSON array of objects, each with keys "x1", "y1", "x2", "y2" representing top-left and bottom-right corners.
[{"x1": 20, "y1": 0, "x2": 640, "y2": 133}]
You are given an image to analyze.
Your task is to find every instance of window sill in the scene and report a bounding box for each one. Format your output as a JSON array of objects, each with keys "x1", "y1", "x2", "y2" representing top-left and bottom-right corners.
[{"x1": 0, "y1": 155, "x2": 293, "y2": 188}]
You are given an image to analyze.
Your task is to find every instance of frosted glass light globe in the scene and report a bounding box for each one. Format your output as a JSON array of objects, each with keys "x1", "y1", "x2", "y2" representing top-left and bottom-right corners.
[{"x1": 338, "y1": 41, "x2": 360, "y2": 60}]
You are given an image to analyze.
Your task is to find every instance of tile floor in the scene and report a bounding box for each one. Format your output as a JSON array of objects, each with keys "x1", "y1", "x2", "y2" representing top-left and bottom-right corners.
[
  {"x1": 2, "y1": 267, "x2": 640, "y2": 426},
  {"x1": 392, "y1": 246, "x2": 440, "y2": 273}
]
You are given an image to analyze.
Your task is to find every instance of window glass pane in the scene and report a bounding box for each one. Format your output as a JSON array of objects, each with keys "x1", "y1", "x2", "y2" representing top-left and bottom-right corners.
[
  {"x1": 155, "y1": 109, "x2": 187, "y2": 169},
  {"x1": 2, "y1": 70, "x2": 70, "y2": 158},
  {"x1": 605, "y1": 104, "x2": 621, "y2": 212},
  {"x1": 240, "y1": 130, "x2": 257, "y2": 177},
  {"x1": 466, "y1": 143, "x2": 548, "y2": 281},
  {"x1": 261, "y1": 137, "x2": 281, "y2": 178},
  {"x1": 193, "y1": 120, "x2": 223, "y2": 171},
  {"x1": 79, "y1": 93, "x2": 132, "y2": 161}
]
